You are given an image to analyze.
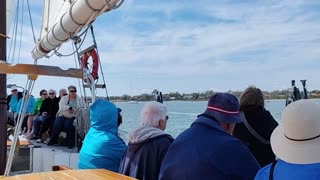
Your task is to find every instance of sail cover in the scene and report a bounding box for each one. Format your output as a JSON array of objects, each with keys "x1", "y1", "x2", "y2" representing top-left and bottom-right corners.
[{"x1": 32, "y1": 0, "x2": 121, "y2": 60}]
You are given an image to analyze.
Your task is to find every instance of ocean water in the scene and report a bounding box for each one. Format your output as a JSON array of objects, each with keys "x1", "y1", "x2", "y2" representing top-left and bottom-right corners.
[{"x1": 115, "y1": 99, "x2": 320, "y2": 138}]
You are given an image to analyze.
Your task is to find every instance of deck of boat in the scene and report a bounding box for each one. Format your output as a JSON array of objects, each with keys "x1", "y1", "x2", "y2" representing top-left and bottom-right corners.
[{"x1": 7, "y1": 137, "x2": 79, "y2": 174}]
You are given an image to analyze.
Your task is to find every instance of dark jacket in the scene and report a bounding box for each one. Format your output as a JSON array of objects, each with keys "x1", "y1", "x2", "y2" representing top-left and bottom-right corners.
[
  {"x1": 119, "y1": 126, "x2": 173, "y2": 180},
  {"x1": 233, "y1": 106, "x2": 278, "y2": 167},
  {"x1": 7, "y1": 92, "x2": 23, "y2": 110},
  {"x1": 39, "y1": 97, "x2": 60, "y2": 118},
  {"x1": 159, "y1": 115, "x2": 260, "y2": 180}
]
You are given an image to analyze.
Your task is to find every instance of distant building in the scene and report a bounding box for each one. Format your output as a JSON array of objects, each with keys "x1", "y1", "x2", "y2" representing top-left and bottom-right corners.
[{"x1": 183, "y1": 95, "x2": 193, "y2": 99}]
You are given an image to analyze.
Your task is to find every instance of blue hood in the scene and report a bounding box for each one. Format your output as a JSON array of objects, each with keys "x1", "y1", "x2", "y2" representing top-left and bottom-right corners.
[
  {"x1": 78, "y1": 100, "x2": 126, "y2": 172},
  {"x1": 89, "y1": 99, "x2": 118, "y2": 135}
]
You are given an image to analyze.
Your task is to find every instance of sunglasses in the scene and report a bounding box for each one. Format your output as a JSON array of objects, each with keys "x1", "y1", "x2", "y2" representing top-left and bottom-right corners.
[
  {"x1": 63, "y1": 93, "x2": 68, "y2": 96},
  {"x1": 42, "y1": 93, "x2": 48, "y2": 95},
  {"x1": 49, "y1": 93, "x2": 55, "y2": 95},
  {"x1": 11, "y1": 89, "x2": 17, "y2": 92},
  {"x1": 69, "y1": 90, "x2": 77, "y2": 93}
]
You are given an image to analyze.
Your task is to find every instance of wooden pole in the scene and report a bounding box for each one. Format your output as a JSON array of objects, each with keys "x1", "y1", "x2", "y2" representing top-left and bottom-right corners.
[{"x1": 0, "y1": 0, "x2": 7, "y2": 175}]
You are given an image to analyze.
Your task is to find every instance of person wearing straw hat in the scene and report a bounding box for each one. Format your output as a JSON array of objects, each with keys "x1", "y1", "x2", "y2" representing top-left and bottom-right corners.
[
  {"x1": 255, "y1": 100, "x2": 320, "y2": 180},
  {"x1": 160, "y1": 93, "x2": 260, "y2": 180}
]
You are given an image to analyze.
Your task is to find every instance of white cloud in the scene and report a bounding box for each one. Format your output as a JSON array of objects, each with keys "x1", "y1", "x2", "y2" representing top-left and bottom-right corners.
[{"x1": 7, "y1": 0, "x2": 320, "y2": 96}]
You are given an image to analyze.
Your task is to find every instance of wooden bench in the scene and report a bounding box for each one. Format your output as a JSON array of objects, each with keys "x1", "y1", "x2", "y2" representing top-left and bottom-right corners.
[
  {"x1": 0, "y1": 169, "x2": 137, "y2": 180},
  {"x1": 7, "y1": 140, "x2": 32, "y2": 147}
]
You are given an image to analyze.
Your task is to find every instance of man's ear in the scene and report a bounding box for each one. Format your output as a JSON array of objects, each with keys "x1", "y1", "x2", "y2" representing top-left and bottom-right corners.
[{"x1": 159, "y1": 119, "x2": 166, "y2": 130}]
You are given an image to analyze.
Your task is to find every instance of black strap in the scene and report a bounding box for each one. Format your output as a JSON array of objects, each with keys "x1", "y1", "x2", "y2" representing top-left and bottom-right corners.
[
  {"x1": 285, "y1": 133, "x2": 320, "y2": 141},
  {"x1": 240, "y1": 112, "x2": 270, "y2": 145},
  {"x1": 269, "y1": 160, "x2": 278, "y2": 180}
]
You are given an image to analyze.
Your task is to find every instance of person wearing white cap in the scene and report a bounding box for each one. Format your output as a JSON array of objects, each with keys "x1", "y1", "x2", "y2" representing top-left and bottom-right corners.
[
  {"x1": 255, "y1": 100, "x2": 320, "y2": 180},
  {"x1": 6, "y1": 86, "x2": 23, "y2": 125}
]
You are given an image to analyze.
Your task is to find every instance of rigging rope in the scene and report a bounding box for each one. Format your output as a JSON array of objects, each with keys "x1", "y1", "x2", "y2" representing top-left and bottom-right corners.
[
  {"x1": 16, "y1": 0, "x2": 25, "y2": 65},
  {"x1": 53, "y1": 25, "x2": 90, "y2": 57},
  {"x1": 72, "y1": 42, "x2": 85, "y2": 100},
  {"x1": 8, "y1": 0, "x2": 20, "y2": 65},
  {"x1": 26, "y1": 0, "x2": 37, "y2": 43},
  {"x1": 90, "y1": 26, "x2": 109, "y2": 100},
  {"x1": 4, "y1": 78, "x2": 36, "y2": 176},
  {"x1": 7, "y1": 0, "x2": 24, "y2": 79}
]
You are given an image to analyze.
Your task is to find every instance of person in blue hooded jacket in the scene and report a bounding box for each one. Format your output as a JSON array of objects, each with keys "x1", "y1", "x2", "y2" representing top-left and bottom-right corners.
[
  {"x1": 159, "y1": 93, "x2": 260, "y2": 180},
  {"x1": 78, "y1": 100, "x2": 126, "y2": 172}
]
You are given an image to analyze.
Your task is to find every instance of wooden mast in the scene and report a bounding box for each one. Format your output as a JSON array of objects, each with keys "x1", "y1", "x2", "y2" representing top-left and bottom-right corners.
[{"x1": 0, "y1": 0, "x2": 7, "y2": 175}]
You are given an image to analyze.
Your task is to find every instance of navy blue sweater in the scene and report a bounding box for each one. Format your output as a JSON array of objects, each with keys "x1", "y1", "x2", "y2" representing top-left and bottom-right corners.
[{"x1": 159, "y1": 115, "x2": 260, "y2": 180}]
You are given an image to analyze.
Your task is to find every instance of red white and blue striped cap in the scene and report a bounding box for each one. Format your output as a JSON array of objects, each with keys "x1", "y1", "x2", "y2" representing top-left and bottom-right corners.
[{"x1": 204, "y1": 93, "x2": 241, "y2": 123}]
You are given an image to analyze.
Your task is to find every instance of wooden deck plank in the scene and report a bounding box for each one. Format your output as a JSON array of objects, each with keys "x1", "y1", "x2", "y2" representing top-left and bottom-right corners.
[
  {"x1": 7, "y1": 141, "x2": 32, "y2": 147},
  {"x1": 0, "y1": 169, "x2": 137, "y2": 180}
]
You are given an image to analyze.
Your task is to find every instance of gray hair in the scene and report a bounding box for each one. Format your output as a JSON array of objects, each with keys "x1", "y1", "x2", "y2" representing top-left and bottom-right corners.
[
  {"x1": 48, "y1": 89, "x2": 56, "y2": 94},
  {"x1": 68, "y1": 85, "x2": 77, "y2": 91},
  {"x1": 140, "y1": 101, "x2": 167, "y2": 128},
  {"x1": 59, "y1": 88, "x2": 67, "y2": 94},
  {"x1": 240, "y1": 86, "x2": 264, "y2": 110}
]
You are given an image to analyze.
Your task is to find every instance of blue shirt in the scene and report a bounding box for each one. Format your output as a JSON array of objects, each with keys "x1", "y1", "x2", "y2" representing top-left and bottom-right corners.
[
  {"x1": 16, "y1": 96, "x2": 36, "y2": 114},
  {"x1": 255, "y1": 159, "x2": 320, "y2": 180},
  {"x1": 9, "y1": 95, "x2": 18, "y2": 112}
]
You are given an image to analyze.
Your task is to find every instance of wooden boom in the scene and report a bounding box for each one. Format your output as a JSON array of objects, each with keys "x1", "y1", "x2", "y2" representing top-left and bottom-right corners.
[{"x1": 0, "y1": 63, "x2": 83, "y2": 78}]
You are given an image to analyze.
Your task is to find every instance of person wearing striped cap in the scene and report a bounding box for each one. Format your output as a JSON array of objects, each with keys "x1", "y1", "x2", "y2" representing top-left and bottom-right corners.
[{"x1": 159, "y1": 93, "x2": 260, "y2": 180}]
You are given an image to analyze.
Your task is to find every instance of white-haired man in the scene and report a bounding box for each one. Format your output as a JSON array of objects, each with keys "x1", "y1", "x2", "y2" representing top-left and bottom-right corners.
[{"x1": 119, "y1": 101, "x2": 173, "y2": 180}]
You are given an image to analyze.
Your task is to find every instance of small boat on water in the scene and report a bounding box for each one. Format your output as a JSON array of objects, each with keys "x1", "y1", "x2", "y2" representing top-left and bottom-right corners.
[{"x1": 128, "y1": 99, "x2": 138, "y2": 104}]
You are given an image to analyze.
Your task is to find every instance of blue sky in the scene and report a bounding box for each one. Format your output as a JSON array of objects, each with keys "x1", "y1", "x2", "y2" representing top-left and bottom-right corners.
[{"x1": 6, "y1": 0, "x2": 320, "y2": 96}]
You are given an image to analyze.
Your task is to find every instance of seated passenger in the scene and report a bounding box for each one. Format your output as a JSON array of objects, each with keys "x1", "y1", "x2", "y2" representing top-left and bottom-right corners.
[
  {"x1": 27, "y1": 89, "x2": 47, "y2": 137},
  {"x1": 32, "y1": 89, "x2": 59, "y2": 142},
  {"x1": 233, "y1": 86, "x2": 278, "y2": 166},
  {"x1": 78, "y1": 100, "x2": 126, "y2": 172},
  {"x1": 16, "y1": 91, "x2": 36, "y2": 134},
  {"x1": 119, "y1": 101, "x2": 173, "y2": 180},
  {"x1": 7, "y1": 86, "x2": 23, "y2": 126},
  {"x1": 159, "y1": 93, "x2": 260, "y2": 180},
  {"x1": 47, "y1": 86, "x2": 85, "y2": 147},
  {"x1": 255, "y1": 100, "x2": 320, "y2": 180}
]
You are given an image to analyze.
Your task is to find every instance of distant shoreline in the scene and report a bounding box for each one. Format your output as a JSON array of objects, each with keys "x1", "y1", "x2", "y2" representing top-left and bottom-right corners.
[{"x1": 107, "y1": 98, "x2": 320, "y2": 103}]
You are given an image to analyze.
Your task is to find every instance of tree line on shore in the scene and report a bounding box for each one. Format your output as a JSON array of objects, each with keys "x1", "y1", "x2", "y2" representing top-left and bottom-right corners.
[{"x1": 97, "y1": 89, "x2": 320, "y2": 102}]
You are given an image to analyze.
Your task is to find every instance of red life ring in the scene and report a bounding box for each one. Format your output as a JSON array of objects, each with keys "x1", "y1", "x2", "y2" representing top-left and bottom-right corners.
[{"x1": 80, "y1": 49, "x2": 99, "y2": 83}]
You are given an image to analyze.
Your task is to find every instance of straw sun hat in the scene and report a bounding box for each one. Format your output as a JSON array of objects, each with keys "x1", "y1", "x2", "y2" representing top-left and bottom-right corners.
[{"x1": 271, "y1": 99, "x2": 320, "y2": 164}]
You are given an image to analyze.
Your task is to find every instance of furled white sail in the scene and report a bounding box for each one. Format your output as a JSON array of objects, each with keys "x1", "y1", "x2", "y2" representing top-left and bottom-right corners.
[
  {"x1": 6, "y1": 0, "x2": 15, "y2": 34},
  {"x1": 32, "y1": 0, "x2": 122, "y2": 60}
]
